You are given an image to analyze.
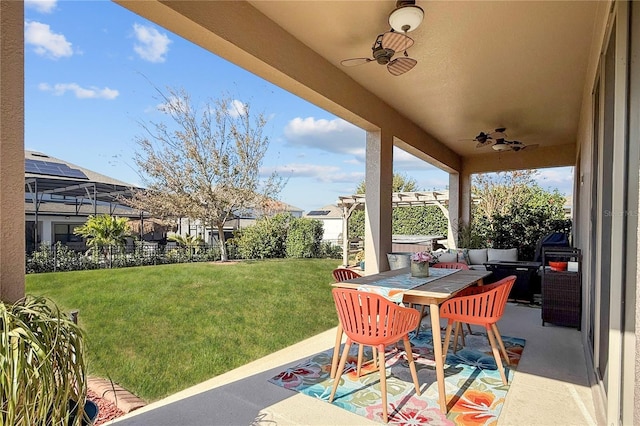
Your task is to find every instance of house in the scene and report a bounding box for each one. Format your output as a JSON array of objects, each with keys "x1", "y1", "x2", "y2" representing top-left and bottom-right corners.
[
  {"x1": 23, "y1": 150, "x2": 154, "y2": 252},
  {"x1": 1, "y1": 1, "x2": 637, "y2": 423},
  {"x1": 171, "y1": 200, "x2": 303, "y2": 245},
  {"x1": 304, "y1": 205, "x2": 343, "y2": 244}
]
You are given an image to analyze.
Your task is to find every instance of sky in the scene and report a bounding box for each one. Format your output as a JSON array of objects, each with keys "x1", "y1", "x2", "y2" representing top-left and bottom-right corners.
[{"x1": 24, "y1": 0, "x2": 574, "y2": 213}]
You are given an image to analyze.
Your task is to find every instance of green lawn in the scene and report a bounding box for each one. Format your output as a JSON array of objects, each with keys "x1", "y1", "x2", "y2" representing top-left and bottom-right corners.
[{"x1": 26, "y1": 259, "x2": 342, "y2": 401}]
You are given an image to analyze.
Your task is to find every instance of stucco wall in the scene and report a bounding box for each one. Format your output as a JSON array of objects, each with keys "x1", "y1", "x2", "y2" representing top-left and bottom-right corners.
[{"x1": 0, "y1": 1, "x2": 25, "y2": 302}]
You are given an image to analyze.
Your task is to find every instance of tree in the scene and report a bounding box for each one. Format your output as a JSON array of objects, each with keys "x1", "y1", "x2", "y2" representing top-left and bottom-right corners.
[
  {"x1": 354, "y1": 172, "x2": 419, "y2": 194},
  {"x1": 467, "y1": 170, "x2": 570, "y2": 259},
  {"x1": 127, "y1": 87, "x2": 283, "y2": 261},
  {"x1": 74, "y1": 214, "x2": 131, "y2": 248},
  {"x1": 74, "y1": 214, "x2": 131, "y2": 267}
]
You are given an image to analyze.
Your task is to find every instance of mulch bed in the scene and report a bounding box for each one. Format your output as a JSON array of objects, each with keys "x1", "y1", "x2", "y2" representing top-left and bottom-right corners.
[{"x1": 87, "y1": 389, "x2": 126, "y2": 425}]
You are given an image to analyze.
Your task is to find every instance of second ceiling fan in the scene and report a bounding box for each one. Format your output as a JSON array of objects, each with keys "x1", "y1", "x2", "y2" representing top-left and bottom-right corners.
[{"x1": 472, "y1": 128, "x2": 538, "y2": 152}]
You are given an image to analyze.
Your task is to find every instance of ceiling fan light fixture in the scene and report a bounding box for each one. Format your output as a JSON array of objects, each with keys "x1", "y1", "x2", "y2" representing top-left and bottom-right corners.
[
  {"x1": 388, "y1": 1, "x2": 424, "y2": 33},
  {"x1": 492, "y1": 141, "x2": 510, "y2": 152}
]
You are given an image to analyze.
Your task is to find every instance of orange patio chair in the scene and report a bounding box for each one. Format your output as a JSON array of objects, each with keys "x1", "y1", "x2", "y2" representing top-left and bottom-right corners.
[
  {"x1": 332, "y1": 268, "x2": 362, "y2": 282},
  {"x1": 440, "y1": 275, "x2": 516, "y2": 385},
  {"x1": 329, "y1": 288, "x2": 422, "y2": 423},
  {"x1": 331, "y1": 268, "x2": 375, "y2": 378},
  {"x1": 432, "y1": 261, "x2": 470, "y2": 270}
]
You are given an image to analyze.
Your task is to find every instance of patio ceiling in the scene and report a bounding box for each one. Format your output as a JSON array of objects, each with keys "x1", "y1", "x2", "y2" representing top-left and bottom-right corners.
[{"x1": 116, "y1": 0, "x2": 600, "y2": 173}]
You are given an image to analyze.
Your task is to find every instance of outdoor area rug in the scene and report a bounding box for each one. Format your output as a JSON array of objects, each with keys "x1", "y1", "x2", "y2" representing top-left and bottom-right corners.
[{"x1": 268, "y1": 329, "x2": 526, "y2": 425}]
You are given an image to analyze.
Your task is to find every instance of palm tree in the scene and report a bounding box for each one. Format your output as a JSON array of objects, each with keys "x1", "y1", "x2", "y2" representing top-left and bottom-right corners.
[
  {"x1": 167, "y1": 233, "x2": 204, "y2": 258},
  {"x1": 74, "y1": 215, "x2": 131, "y2": 267}
]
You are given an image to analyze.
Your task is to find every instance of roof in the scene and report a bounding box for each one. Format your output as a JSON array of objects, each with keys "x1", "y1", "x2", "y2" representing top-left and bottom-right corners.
[
  {"x1": 304, "y1": 204, "x2": 343, "y2": 219},
  {"x1": 24, "y1": 151, "x2": 141, "y2": 205}
]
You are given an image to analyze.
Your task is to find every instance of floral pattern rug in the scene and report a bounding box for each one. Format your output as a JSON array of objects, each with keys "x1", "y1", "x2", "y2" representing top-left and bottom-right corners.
[{"x1": 268, "y1": 329, "x2": 525, "y2": 425}]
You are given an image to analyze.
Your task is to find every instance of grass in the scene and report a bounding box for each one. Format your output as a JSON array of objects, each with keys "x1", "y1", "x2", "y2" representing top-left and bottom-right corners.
[{"x1": 26, "y1": 259, "x2": 342, "y2": 402}]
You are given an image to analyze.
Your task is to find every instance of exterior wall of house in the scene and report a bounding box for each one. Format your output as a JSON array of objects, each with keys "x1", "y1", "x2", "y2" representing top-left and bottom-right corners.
[
  {"x1": 317, "y1": 218, "x2": 342, "y2": 243},
  {"x1": 574, "y1": 2, "x2": 638, "y2": 424},
  {"x1": 0, "y1": 1, "x2": 25, "y2": 302}
]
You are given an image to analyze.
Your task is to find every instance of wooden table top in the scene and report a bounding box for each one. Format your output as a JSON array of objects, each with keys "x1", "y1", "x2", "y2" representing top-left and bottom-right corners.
[{"x1": 332, "y1": 267, "x2": 492, "y2": 302}]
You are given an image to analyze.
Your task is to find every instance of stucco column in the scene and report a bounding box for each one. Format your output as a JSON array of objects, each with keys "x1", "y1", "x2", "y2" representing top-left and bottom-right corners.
[
  {"x1": 0, "y1": 0, "x2": 25, "y2": 302},
  {"x1": 364, "y1": 129, "x2": 393, "y2": 274},
  {"x1": 447, "y1": 173, "x2": 461, "y2": 248},
  {"x1": 460, "y1": 171, "x2": 472, "y2": 226}
]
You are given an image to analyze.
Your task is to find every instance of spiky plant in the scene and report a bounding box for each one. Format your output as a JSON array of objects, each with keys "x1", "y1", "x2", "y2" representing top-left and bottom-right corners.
[{"x1": 0, "y1": 296, "x2": 88, "y2": 425}]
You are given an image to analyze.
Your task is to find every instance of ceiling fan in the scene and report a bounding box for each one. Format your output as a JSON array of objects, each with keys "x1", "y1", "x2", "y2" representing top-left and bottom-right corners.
[
  {"x1": 471, "y1": 128, "x2": 539, "y2": 152},
  {"x1": 340, "y1": 31, "x2": 417, "y2": 76},
  {"x1": 340, "y1": 1, "x2": 424, "y2": 76}
]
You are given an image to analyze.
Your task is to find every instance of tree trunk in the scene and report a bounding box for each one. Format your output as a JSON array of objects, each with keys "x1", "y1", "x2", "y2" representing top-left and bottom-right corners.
[{"x1": 217, "y1": 225, "x2": 228, "y2": 262}]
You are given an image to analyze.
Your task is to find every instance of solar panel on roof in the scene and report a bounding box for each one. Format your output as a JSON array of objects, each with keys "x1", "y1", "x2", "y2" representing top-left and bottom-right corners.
[
  {"x1": 25, "y1": 159, "x2": 89, "y2": 180},
  {"x1": 307, "y1": 210, "x2": 330, "y2": 216}
]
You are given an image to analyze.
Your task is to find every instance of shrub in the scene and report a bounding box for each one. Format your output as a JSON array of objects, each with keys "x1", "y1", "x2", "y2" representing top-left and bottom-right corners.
[
  {"x1": 26, "y1": 242, "x2": 98, "y2": 274},
  {"x1": 348, "y1": 205, "x2": 448, "y2": 239},
  {"x1": 234, "y1": 213, "x2": 291, "y2": 259},
  {"x1": 286, "y1": 218, "x2": 323, "y2": 258},
  {"x1": 321, "y1": 241, "x2": 343, "y2": 259}
]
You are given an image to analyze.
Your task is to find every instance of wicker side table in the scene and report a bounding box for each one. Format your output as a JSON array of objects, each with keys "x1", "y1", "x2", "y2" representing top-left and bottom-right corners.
[{"x1": 541, "y1": 248, "x2": 582, "y2": 329}]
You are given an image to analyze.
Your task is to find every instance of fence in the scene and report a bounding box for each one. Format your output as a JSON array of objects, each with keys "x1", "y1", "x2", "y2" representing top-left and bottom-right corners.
[{"x1": 25, "y1": 242, "x2": 226, "y2": 274}]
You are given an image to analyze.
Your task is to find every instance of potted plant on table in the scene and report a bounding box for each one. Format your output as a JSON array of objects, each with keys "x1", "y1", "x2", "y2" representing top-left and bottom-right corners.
[
  {"x1": 410, "y1": 251, "x2": 435, "y2": 278},
  {"x1": 1, "y1": 296, "x2": 97, "y2": 425}
]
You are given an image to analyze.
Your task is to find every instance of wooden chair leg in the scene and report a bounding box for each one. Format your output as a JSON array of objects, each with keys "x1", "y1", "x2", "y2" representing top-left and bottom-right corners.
[
  {"x1": 486, "y1": 327, "x2": 508, "y2": 385},
  {"x1": 330, "y1": 323, "x2": 343, "y2": 379},
  {"x1": 371, "y1": 346, "x2": 378, "y2": 368},
  {"x1": 466, "y1": 323, "x2": 473, "y2": 336},
  {"x1": 492, "y1": 323, "x2": 510, "y2": 365},
  {"x1": 402, "y1": 336, "x2": 421, "y2": 396},
  {"x1": 457, "y1": 322, "x2": 466, "y2": 346},
  {"x1": 378, "y1": 344, "x2": 389, "y2": 423},
  {"x1": 330, "y1": 340, "x2": 352, "y2": 402},
  {"x1": 356, "y1": 344, "x2": 364, "y2": 377},
  {"x1": 442, "y1": 321, "x2": 454, "y2": 364},
  {"x1": 453, "y1": 322, "x2": 461, "y2": 353}
]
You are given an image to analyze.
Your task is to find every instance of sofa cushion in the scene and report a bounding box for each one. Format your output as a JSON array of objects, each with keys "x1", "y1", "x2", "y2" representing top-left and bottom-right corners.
[
  {"x1": 435, "y1": 251, "x2": 458, "y2": 263},
  {"x1": 467, "y1": 248, "x2": 488, "y2": 265},
  {"x1": 487, "y1": 248, "x2": 518, "y2": 262}
]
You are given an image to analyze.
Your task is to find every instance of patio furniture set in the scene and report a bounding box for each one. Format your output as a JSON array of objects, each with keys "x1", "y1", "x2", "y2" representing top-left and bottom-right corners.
[{"x1": 330, "y1": 265, "x2": 515, "y2": 421}]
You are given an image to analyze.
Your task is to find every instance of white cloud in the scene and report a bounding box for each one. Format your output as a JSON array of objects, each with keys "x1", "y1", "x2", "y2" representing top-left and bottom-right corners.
[
  {"x1": 227, "y1": 99, "x2": 248, "y2": 118},
  {"x1": 536, "y1": 166, "x2": 574, "y2": 194},
  {"x1": 262, "y1": 163, "x2": 364, "y2": 184},
  {"x1": 24, "y1": 21, "x2": 73, "y2": 59},
  {"x1": 537, "y1": 167, "x2": 574, "y2": 185},
  {"x1": 283, "y1": 117, "x2": 365, "y2": 157},
  {"x1": 133, "y1": 23, "x2": 171, "y2": 63},
  {"x1": 38, "y1": 82, "x2": 119, "y2": 100},
  {"x1": 25, "y1": 0, "x2": 57, "y2": 14}
]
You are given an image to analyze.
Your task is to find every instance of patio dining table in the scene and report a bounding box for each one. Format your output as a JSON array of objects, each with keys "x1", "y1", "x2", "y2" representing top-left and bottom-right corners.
[{"x1": 331, "y1": 267, "x2": 491, "y2": 413}]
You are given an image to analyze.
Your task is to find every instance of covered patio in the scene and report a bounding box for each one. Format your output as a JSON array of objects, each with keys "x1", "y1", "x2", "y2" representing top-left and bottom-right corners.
[
  {"x1": 111, "y1": 303, "x2": 597, "y2": 425},
  {"x1": 1, "y1": 1, "x2": 638, "y2": 424}
]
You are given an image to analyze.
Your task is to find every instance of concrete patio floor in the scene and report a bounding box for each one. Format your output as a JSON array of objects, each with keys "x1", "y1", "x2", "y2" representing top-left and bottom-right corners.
[{"x1": 109, "y1": 303, "x2": 602, "y2": 425}]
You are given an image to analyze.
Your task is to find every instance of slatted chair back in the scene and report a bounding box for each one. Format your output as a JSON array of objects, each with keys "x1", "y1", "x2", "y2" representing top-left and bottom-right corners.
[
  {"x1": 432, "y1": 262, "x2": 470, "y2": 270},
  {"x1": 332, "y1": 268, "x2": 362, "y2": 282}
]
